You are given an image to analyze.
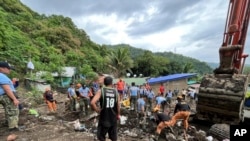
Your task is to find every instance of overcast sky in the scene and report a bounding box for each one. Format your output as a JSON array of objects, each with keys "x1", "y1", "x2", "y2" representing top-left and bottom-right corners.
[{"x1": 20, "y1": 0, "x2": 250, "y2": 64}]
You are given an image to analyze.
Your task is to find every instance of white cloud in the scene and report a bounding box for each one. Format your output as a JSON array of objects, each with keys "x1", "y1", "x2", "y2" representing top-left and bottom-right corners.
[{"x1": 20, "y1": 0, "x2": 250, "y2": 64}]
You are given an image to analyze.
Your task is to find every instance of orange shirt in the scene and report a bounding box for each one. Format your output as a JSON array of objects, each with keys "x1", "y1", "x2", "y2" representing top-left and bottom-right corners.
[{"x1": 116, "y1": 81, "x2": 124, "y2": 90}]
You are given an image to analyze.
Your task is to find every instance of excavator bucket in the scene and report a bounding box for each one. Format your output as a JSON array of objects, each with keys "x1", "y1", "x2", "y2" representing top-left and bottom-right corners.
[{"x1": 196, "y1": 74, "x2": 248, "y2": 124}]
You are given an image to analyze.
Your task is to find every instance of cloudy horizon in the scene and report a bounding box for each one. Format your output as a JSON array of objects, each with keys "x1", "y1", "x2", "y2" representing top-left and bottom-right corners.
[{"x1": 20, "y1": 0, "x2": 250, "y2": 64}]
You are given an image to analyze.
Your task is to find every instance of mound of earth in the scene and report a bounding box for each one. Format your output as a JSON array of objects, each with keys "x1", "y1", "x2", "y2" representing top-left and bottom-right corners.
[{"x1": 0, "y1": 88, "x2": 229, "y2": 141}]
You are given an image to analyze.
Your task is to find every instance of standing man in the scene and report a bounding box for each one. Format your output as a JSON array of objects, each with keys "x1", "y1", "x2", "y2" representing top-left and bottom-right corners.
[
  {"x1": 91, "y1": 76, "x2": 120, "y2": 141},
  {"x1": 137, "y1": 95, "x2": 147, "y2": 124},
  {"x1": 147, "y1": 88, "x2": 155, "y2": 111},
  {"x1": 159, "y1": 83, "x2": 165, "y2": 96},
  {"x1": 139, "y1": 85, "x2": 146, "y2": 98},
  {"x1": 67, "y1": 83, "x2": 77, "y2": 111},
  {"x1": 165, "y1": 90, "x2": 173, "y2": 106},
  {"x1": 79, "y1": 84, "x2": 92, "y2": 116},
  {"x1": 43, "y1": 87, "x2": 57, "y2": 113},
  {"x1": 128, "y1": 82, "x2": 139, "y2": 110},
  {"x1": 116, "y1": 78, "x2": 125, "y2": 101},
  {"x1": 0, "y1": 62, "x2": 20, "y2": 131}
]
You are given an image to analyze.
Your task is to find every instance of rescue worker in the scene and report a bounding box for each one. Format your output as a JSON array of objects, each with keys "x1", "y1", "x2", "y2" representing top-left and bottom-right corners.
[
  {"x1": 128, "y1": 82, "x2": 139, "y2": 111},
  {"x1": 158, "y1": 83, "x2": 165, "y2": 96},
  {"x1": 75, "y1": 83, "x2": 81, "y2": 97},
  {"x1": 0, "y1": 62, "x2": 20, "y2": 131},
  {"x1": 43, "y1": 87, "x2": 57, "y2": 113},
  {"x1": 152, "y1": 108, "x2": 173, "y2": 140},
  {"x1": 116, "y1": 78, "x2": 125, "y2": 101},
  {"x1": 67, "y1": 83, "x2": 77, "y2": 111},
  {"x1": 154, "y1": 95, "x2": 166, "y2": 112},
  {"x1": 137, "y1": 95, "x2": 147, "y2": 123},
  {"x1": 171, "y1": 95, "x2": 191, "y2": 139},
  {"x1": 147, "y1": 88, "x2": 155, "y2": 111},
  {"x1": 79, "y1": 84, "x2": 92, "y2": 116},
  {"x1": 91, "y1": 76, "x2": 120, "y2": 141}
]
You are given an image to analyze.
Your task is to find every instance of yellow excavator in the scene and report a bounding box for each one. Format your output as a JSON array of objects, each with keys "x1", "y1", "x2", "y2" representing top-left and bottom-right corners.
[{"x1": 196, "y1": 0, "x2": 250, "y2": 124}]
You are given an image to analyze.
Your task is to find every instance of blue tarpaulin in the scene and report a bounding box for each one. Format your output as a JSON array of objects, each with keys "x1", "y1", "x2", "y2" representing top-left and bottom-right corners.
[{"x1": 147, "y1": 73, "x2": 197, "y2": 84}]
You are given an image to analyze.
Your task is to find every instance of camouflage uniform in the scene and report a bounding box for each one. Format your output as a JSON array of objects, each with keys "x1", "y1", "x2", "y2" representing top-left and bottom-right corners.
[
  {"x1": 0, "y1": 70, "x2": 19, "y2": 129},
  {"x1": 79, "y1": 86, "x2": 91, "y2": 116},
  {"x1": 0, "y1": 95, "x2": 19, "y2": 128}
]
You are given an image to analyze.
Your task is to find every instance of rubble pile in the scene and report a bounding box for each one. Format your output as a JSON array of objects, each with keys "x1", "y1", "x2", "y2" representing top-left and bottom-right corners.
[{"x1": 0, "y1": 92, "x2": 231, "y2": 141}]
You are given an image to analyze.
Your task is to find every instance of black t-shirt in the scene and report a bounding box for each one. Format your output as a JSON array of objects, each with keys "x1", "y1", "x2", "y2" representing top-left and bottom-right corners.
[
  {"x1": 99, "y1": 87, "x2": 118, "y2": 127},
  {"x1": 75, "y1": 89, "x2": 80, "y2": 97},
  {"x1": 156, "y1": 113, "x2": 171, "y2": 125},
  {"x1": 174, "y1": 101, "x2": 190, "y2": 114},
  {"x1": 44, "y1": 91, "x2": 54, "y2": 102}
]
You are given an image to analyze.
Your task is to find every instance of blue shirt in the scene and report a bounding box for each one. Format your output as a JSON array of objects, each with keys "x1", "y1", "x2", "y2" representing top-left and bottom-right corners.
[
  {"x1": 67, "y1": 87, "x2": 76, "y2": 96},
  {"x1": 79, "y1": 87, "x2": 90, "y2": 97},
  {"x1": 92, "y1": 82, "x2": 99, "y2": 93},
  {"x1": 156, "y1": 96, "x2": 166, "y2": 104},
  {"x1": 130, "y1": 86, "x2": 139, "y2": 96},
  {"x1": 147, "y1": 91, "x2": 154, "y2": 99},
  {"x1": 137, "y1": 98, "x2": 145, "y2": 112},
  {"x1": 0, "y1": 73, "x2": 15, "y2": 95},
  {"x1": 139, "y1": 88, "x2": 146, "y2": 95}
]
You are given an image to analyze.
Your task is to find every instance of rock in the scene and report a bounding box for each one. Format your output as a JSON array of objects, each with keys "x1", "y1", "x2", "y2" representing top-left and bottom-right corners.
[
  {"x1": 39, "y1": 115, "x2": 55, "y2": 121},
  {"x1": 166, "y1": 133, "x2": 176, "y2": 141},
  {"x1": 194, "y1": 130, "x2": 207, "y2": 140},
  {"x1": 206, "y1": 136, "x2": 213, "y2": 141}
]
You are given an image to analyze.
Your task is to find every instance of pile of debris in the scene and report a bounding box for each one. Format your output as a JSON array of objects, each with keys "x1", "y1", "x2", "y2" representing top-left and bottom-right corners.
[{"x1": 0, "y1": 91, "x2": 231, "y2": 141}]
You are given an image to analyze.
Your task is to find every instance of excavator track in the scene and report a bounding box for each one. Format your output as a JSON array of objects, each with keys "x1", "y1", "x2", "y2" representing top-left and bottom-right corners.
[{"x1": 196, "y1": 74, "x2": 248, "y2": 124}]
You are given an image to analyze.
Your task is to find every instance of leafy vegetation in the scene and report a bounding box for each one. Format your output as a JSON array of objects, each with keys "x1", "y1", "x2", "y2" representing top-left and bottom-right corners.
[
  {"x1": 1, "y1": 0, "x2": 213, "y2": 85},
  {"x1": 108, "y1": 44, "x2": 213, "y2": 76}
]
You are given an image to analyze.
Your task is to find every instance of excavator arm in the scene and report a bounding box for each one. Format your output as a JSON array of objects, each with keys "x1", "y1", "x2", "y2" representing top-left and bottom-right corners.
[
  {"x1": 196, "y1": 0, "x2": 250, "y2": 124},
  {"x1": 216, "y1": 0, "x2": 250, "y2": 74}
]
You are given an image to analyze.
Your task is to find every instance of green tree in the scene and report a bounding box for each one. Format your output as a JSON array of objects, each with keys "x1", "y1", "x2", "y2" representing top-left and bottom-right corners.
[
  {"x1": 182, "y1": 62, "x2": 194, "y2": 73},
  {"x1": 107, "y1": 48, "x2": 133, "y2": 78},
  {"x1": 165, "y1": 61, "x2": 183, "y2": 74},
  {"x1": 134, "y1": 51, "x2": 169, "y2": 77}
]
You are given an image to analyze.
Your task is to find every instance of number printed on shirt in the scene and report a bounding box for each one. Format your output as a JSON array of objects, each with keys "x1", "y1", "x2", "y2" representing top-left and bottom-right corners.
[{"x1": 106, "y1": 97, "x2": 115, "y2": 108}]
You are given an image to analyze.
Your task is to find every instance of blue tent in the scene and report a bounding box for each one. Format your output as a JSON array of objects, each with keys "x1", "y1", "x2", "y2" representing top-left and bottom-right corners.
[{"x1": 147, "y1": 73, "x2": 197, "y2": 84}]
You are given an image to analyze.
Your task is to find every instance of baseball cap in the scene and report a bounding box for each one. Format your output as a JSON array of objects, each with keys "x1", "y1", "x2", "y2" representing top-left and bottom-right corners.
[
  {"x1": 152, "y1": 107, "x2": 160, "y2": 113},
  {"x1": 177, "y1": 95, "x2": 183, "y2": 99},
  {"x1": 0, "y1": 62, "x2": 14, "y2": 70}
]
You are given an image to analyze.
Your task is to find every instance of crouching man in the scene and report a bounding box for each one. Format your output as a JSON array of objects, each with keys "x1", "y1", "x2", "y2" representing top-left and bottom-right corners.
[
  {"x1": 171, "y1": 95, "x2": 191, "y2": 139},
  {"x1": 152, "y1": 107, "x2": 173, "y2": 141}
]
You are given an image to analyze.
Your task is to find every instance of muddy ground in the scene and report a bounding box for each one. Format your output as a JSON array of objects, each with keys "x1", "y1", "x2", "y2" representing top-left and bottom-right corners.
[{"x1": 0, "y1": 87, "x2": 219, "y2": 141}]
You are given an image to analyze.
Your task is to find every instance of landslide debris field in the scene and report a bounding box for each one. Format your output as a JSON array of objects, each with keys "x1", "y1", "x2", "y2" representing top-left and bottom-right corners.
[{"x1": 0, "y1": 87, "x2": 232, "y2": 141}]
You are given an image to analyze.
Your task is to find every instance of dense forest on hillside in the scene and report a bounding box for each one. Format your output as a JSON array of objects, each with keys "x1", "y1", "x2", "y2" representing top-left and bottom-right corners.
[
  {"x1": 107, "y1": 44, "x2": 213, "y2": 75},
  {"x1": 0, "y1": 0, "x2": 214, "y2": 84}
]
